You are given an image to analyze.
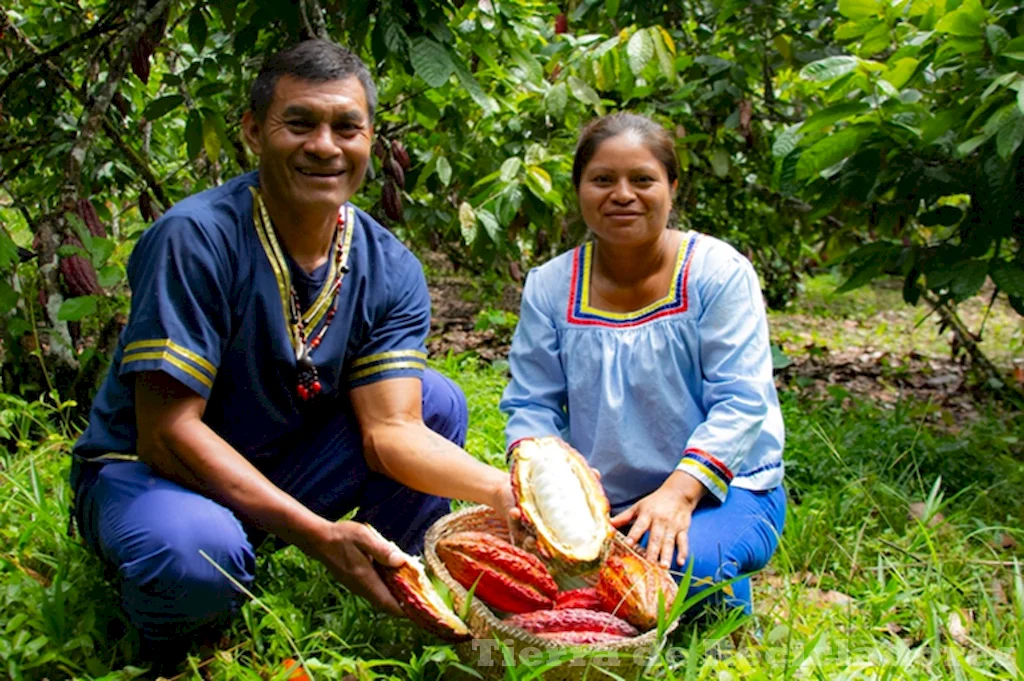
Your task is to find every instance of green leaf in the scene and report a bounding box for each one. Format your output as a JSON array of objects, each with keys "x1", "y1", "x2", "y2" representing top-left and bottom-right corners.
[
  {"x1": 98, "y1": 265, "x2": 123, "y2": 288},
  {"x1": 949, "y1": 259, "x2": 988, "y2": 302},
  {"x1": 771, "y1": 344, "x2": 792, "y2": 370},
  {"x1": 202, "y1": 111, "x2": 222, "y2": 161},
  {"x1": 796, "y1": 126, "x2": 872, "y2": 180},
  {"x1": 861, "y1": 22, "x2": 891, "y2": 55},
  {"x1": 956, "y1": 134, "x2": 988, "y2": 157},
  {"x1": 652, "y1": 28, "x2": 675, "y2": 79},
  {"x1": 409, "y1": 38, "x2": 455, "y2": 88},
  {"x1": 884, "y1": 58, "x2": 920, "y2": 89},
  {"x1": 568, "y1": 76, "x2": 603, "y2": 113},
  {"x1": 935, "y1": 0, "x2": 986, "y2": 37},
  {"x1": 545, "y1": 82, "x2": 568, "y2": 117},
  {"x1": 453, "y1": 57, "x2": 497, "y2": 115},
  {"x1": 996, "y1": 111, "x2": 1024, "y2": 159},
  {"x1": 605, "y1": 0, "x2": 620, "y2": 17},
  {"x1": 626, "y1": 28, "x2": 654, "y2": 75},
  {"x1": 195, "y1": 82, "x2": 230, "y2": 99},
  {"x1": 838, "y1": 0, "x2": 881, "y2": 20},
  {"x1": 710, "y1": 148, "x2": 730, "y2": 177},
  {"x1": 57, "y1": 295, "x2": 98, "y2": 322},
  {"x1": 186, "y1": 109, "x2": 203, "y2": 161},
  {"x1": 0, "y1": 228, "x2": 19, "y2": 271},
  {"x1": 772, "y1": 124, "x2": 804, "y2": 158},
  {"x1": 436, "y1": 156, "x2": 452, "y2": 187},
  {"x1": 87, "y1": 236, "x2": 115, "y2": 269},
  {"x1": 526, "y1": 166, "x2": 553, "y2": 195},
  {"x1": 1018, "y1": 88, "x2": 1024, "y2": 115},
  {"x1": 987, "y1": 24, "x2": 1010, "y2": 54},
  {"x1": 499, "y1": 157, "x2": 522, "y2": 183},
  {"x1": 142, "y1": 95, "x2": 184, "y2": 121},
  {"x1": 836, "y1": 18, "x2": 882, "y2": 40},
  {"x1": 800, "y1": 56, "x2": 861, "y2": 82},
  {"x1": 477, "y1": 209, "x2": 500, "y2": 242},
  {"x1": 0, "y1": 280, "x2": 18, "y2": 314},
  {"x1": 188, "y1": 8, "x2": 207, "y2": 54},
  {"x1": 799, "y1": 101, "x2": 871, "y2": 135},
  {"x1": 775, "y1": 34, "x2": 793, "y2": 62},
  {"x1": 990, "y1": 260, "x2": 1024, "y2": 297},
  {"x1": 458, "y1": 202, "x2": 477, "y2": 245}
]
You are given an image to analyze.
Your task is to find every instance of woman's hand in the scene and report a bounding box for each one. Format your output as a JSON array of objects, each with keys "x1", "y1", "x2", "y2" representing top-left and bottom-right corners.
[{"x1": 610, "y1": 471, "x2": 707, "y2": 568}]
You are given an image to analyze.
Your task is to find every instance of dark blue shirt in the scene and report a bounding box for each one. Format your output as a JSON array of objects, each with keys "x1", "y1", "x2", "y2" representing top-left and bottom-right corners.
[{"x1": 74, "y1": 171, "x2": 430, "y2": 461}]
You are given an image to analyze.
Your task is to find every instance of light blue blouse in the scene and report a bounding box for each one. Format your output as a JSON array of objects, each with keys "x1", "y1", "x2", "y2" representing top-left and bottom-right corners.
[{"x1": 500, "y1": 231, "x2": 785, "y2": 513}]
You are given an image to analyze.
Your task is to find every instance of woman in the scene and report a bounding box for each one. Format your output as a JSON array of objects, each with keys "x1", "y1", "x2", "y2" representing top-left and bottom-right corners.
[{"x1": 500, "y1": 112, "x2": 786, "y2": 617}]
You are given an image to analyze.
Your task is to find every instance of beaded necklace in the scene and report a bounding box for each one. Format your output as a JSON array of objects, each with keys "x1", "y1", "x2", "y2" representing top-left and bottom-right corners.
[{"x1": 291, "y1": 208, "x2": 351, "y2": 401}]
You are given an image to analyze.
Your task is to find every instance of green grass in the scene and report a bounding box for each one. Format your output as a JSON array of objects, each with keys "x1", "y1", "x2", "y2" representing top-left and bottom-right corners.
[{"x1": 1, "y1": 363, "x2": 1022, "y2": 679}]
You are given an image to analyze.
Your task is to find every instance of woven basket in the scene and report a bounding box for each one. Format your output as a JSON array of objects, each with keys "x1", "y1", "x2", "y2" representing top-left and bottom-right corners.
[{"x1": 423, "y1": 505, "x2": 677, "y2": 681}]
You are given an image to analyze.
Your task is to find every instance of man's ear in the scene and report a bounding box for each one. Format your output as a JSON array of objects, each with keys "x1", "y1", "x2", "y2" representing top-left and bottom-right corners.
[{"x1": 240, "y1": 110, "x2": 262, "y2": 155}]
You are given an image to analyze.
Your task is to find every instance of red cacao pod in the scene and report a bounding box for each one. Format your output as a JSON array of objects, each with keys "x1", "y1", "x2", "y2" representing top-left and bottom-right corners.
[
  {"x1": 382, "y1": 180, "x2": 403, "y2": 222},
  {"x1": 391, "y1": 140, "x2": 411, "y2": 170},
  {"x1": 385, "y1": 157, "x2": 405, "y2": 189},
  {"x1": 131, "y1": 36, "x2": 153, "y2": 84},
  {"x1": 555, "y1": 587, "x2": 605, "y2": 611},
  {"x1": 436, "y1": 531, "x2": 557, "y2": 614},
  {"x1": 60, "y1": 235, "x2": 102, "y2": 297},
  {"x1": 506, "y1": 608, "x2": 638, "y2": 637},
  {"x1": 555, "y1": 13, "x2": 568, "y2": 34},
  {"x1": 76, "y1": 198, "x2": 106, "y2": 238},
  {"x1": 375, "y1": 557, "x2": 472, "y2": 642},
  {"x1": 373, "y1": 137, "x2": 390, "y2": 160},
  {"x1": 595, "y1": 553, "x2": 678, "y2": 632},
  {"x1": 138, "y1": 191, "x2": 161, "y2": 223},
  {"x1": 537, "y1": 630, "x2": 632, "y2": 645},
  {"x1": 510, "y1": 437, "x2": 613, "y2": 574}
]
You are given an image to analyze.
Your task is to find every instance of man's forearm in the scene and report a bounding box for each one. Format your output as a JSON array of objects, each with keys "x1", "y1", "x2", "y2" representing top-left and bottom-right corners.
[
  {"x1": 364, "y1": 421, "x2": 508, "y2": 507},
  {"x1": 139, "y1": 418, "x2": 333, "y2": 554}
]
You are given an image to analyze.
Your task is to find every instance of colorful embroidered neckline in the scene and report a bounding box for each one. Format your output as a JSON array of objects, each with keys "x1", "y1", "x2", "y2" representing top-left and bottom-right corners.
[{"x1": 567, "y1": 233, "x2": 698, "y2": 327}]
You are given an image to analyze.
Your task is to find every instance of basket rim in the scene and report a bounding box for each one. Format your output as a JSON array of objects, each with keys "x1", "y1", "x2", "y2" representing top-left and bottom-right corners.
[{"x1": 423, "y1": 504, "x2": 678, "y2": 653}]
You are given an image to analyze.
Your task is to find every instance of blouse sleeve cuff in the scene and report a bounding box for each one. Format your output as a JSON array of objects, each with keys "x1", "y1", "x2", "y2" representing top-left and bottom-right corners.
[{"x1": 676, "y1": 448, "x2": 734, "y2": 502}]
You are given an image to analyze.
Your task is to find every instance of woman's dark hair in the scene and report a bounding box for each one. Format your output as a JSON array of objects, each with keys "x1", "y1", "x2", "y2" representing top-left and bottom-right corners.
[
  {"x1": 571, "y1": 112, "x2": 679, "y2": 190},
  {"x1": 249, "y1": 39, "x2": 378, "y2": 122}
]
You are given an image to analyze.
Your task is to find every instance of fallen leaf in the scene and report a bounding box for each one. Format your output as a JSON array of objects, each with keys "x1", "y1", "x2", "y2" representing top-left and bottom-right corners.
[
  {"x1": 992, "y1": 532, "x2": 1017, "y2": 551},
  {"x1": 908, "y1": 502, "x2": 945, "y2": 528},
  {"x1": 818, "y1": 590, "x2": 855, "y2": 606},
  {"x1": 946, "y1": 611, "x2": 971, "y2": 647},
  {"x1": 991, "y1": 579, "x2": 1008, "y2": 606}
]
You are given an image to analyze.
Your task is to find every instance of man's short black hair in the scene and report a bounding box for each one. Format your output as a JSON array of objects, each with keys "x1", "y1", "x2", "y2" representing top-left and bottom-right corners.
[{"x1": 249, "y1": 39, "x2": 378, "y2": 122}]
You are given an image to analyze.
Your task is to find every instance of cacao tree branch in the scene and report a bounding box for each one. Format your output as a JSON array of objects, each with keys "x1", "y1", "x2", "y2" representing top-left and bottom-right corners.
[
  {"x1": 920, "y1": 289, "x2": 1023, "y2": 401},
  {"x1": 3, "y1": 7, "x2": 171, "y2": 210},
  {"x1": 299, "y1": 0, "x2": 328, "y2": 40},
  {"x1": 0, "y1": 9, "x2": 125, "y2": 104}
]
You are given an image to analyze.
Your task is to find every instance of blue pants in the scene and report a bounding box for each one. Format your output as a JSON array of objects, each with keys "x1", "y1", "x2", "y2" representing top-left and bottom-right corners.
[
  {"x1": 69, "y1": 369, "x2": 468, "y2": 645},
  {"x1": 635, "y1": 485, "x2": 786, "y2": 618}
]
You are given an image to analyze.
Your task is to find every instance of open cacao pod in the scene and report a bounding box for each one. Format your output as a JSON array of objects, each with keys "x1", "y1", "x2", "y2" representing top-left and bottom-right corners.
[
  {"x1": 367, "y1": 524, "x2": 471, "y2": 643},
  {"x1": 510, "y1": 437, "x2": 613, "y2": 574}
]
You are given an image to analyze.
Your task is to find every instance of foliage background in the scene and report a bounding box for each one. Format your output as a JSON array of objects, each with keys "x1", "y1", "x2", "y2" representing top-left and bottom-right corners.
[{"x1": 1, "y1": 0, "x2": 1023, "y2": 397}]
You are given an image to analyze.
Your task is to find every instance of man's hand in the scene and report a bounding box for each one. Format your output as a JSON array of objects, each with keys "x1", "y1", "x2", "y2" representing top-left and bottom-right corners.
[
  {"x1": 610, "y1": 470, "x2": 707, "y2": 569},
  {"x1": 306, "y1": 520, "x2": 409, "y2": 618}
]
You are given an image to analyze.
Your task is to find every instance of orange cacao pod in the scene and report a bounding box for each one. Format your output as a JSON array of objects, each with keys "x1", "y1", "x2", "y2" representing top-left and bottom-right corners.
[
  {"x1": 506, "y1": 608, "x2": 638, "y2": 637},
  {"x1": 510, "y1": 437, "x2": 613, "y2": 574},
  {"x1": 382, "y1": 180, "x2": 403, "y2": 222},
  {"x1": 391, "y1": 140, "x2": 411, "y2": 170},
  {"x1": 595, "y1": 553, "x2": 678, "y2": 631},
  {"x1": 555, "y1": 587, "x2": 605, "y2": 611},
  {"x1": 436, "y1": 531, "x2": 557, "y2": 614}
]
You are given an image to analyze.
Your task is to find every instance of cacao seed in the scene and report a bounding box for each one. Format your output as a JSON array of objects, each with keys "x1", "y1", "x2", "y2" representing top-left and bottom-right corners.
[
  {"x1": 391, "y1": 140, "x2": 411, "y2": 170},
  {"x1": 436, "y1": 531, "x2": 557, "y2": 614},
  {"x1": 506, "y1": 608, "x2": 638, "y2": 637},
  {"x1": 596, "y1": 553, "x2": 678, "y2": 632},
  {"x1": 382, "y1": 180, "x2": 403, "y2": 222}
]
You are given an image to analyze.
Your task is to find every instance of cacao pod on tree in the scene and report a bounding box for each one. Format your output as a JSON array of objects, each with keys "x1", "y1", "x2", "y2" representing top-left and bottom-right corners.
[
  {"x1": 139, "y1": 191, "x2": 161, "y2": 223},
  {"x1": 60, "y1": 235, "x2": 102, "y2": 297},
  {"x1": 382, "y1": 180, "x2": 403, "y2": 222},
  {"x1": 391, "y1": 140, "x2": 411, "y2": 170},
  {"x1": 76, "y1": 198, "x2": 106, "y2": 238},
  {"x1": 555, "y1": 13, "x2": 568, "y2": 34},
  {"x1": 510, "y1": 437, "x2": 614, "y2": 574},
  {"x1": 373, "y1": 137, "x2": 389, "y2": 160},
  {"x1": 385, "y1": 157, "x2": 405, "y2": 189},
  {"x1": 436, "y1": 531, "x2": 557, "y2": 614}
]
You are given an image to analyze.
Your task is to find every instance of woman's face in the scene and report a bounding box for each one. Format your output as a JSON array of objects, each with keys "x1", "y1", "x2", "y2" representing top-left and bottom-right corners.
[{"x1": 577, "y1": 132, "x2": 676, "y2": 247}]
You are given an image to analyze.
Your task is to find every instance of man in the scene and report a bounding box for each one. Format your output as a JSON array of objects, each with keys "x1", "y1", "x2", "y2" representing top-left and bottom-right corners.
[{"x1": 69, "y1": 39, "x2": 514, "y2": 665}]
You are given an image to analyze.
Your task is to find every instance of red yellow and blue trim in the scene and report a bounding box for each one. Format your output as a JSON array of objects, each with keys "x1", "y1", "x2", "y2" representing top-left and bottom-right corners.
[
  {"x1": 678, "y1": 447, "x2": 733, "y2": 498},
  {"x1": 566, "y1": 233, "x2": 699, "y2": 327}
]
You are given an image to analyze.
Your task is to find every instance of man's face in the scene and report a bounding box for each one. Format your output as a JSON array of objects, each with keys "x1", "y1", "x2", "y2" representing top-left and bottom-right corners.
[{"x1": 243, "y1": 74, "x2": 373, "y2": 213}]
